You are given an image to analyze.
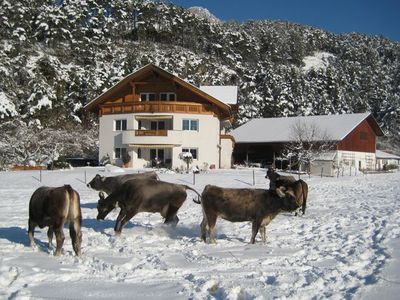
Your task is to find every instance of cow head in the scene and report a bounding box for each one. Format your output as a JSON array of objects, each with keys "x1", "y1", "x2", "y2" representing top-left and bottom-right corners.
[
  {"x1": 275, "y1": 186, "x2": 299, "y2": 211},
  {"x1": 96, "y1": 192, "x2": 116, "y2": 220},
  {"x1": 87, "y1": 174, "x2": 105, "y2": 190},
  {"x1": 265, "y1": 167, "x2": 278, "y2": 180}
]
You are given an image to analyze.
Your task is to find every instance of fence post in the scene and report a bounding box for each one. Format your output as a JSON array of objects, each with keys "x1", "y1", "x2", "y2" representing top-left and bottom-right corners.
[
  {"x1": 321, "y1": 168, "x2": 323, "y2": 178},
  {"x1": 40, "y1": 169, "x2": 42, "y2": 182},
  {"x1": 252, "y1": 169, "x2": 255, "y2": 186},
  {"x1": 84, "y1": 170, "x2": 87, "y2": 184},
  {"x1": 193, "y1": 172, "x2": 196, "y2": 185}
]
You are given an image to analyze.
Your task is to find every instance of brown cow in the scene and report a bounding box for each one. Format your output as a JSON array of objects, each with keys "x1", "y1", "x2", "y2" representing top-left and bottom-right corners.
[
  {"x1": 266, "y1": 168, "x2": 308, "y2": 215},
  {"x1": 279, "y1": 179, "x2": 308, "y2": 215},
  {"x1": 199, "y1": 184, "x2": 301, "y2": 244},
  {"x1": 28, "y1": 185, "x2": 82, "y2": 256},
  {"x1": 265, "y1": 168, "x2": 296, "y2": 190},
  {"x1": 87, "y1": 171, "x2": 159, "y2": 195},
  {"x1": 96, "y1": 179, "x2": 200, "y2": 234}
]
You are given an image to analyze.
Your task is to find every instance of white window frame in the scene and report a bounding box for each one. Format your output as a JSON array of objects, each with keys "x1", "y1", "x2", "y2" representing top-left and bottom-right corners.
[
  {"x1": 182, "y1": 119, "x2": 199, "y2": 131},
  {"x1": 114, "y1": 147, "x2": 127, "y2": 159},
  {"x1": 140, "y1": 93, "x2": 156, "y2": 102},
  {"x1": 182, "y1": 148, "x2": 198, "y2": 160},
  {"x1": 115, "y1": 119, "x2": 127, "y2": 131},
  {"x1": 160, "y1": 92, "x2": 176, "y2": 101}
]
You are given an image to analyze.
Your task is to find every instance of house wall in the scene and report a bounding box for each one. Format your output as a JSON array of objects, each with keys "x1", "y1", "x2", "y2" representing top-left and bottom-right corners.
[
  {"x1": 336, "y1": 150, "x2": 376, "y2": 171},
  {"x1": 376, "y1": 158, "x2": 400, "y2": 170},
  {"x1": 99, "y1": 113, "x2": 221, "y2": 169},
  {"x1": 337, "y1": 119, "x2": 376, "y2": 153}
]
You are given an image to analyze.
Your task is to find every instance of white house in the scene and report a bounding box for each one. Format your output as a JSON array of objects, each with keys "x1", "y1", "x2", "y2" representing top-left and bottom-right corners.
[{"x1": 84, "y1": 64, "x2": 236, "y2": 170}]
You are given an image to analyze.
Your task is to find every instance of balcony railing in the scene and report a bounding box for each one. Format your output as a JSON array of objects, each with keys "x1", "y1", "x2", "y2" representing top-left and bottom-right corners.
[
  {"x1": 122, "y1": 129, "x2": 183, "y2": 145},
  {"x1": 135, "y1": 129, "x2": 168, "y2": 137},
  {"x1": 100, "y1": 101, "x2": 215, "y2": 116}
]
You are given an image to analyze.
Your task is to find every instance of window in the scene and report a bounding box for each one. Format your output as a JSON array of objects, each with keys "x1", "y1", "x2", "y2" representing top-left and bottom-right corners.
[
  {"x1": 182, "y1": 119, "x2": 198, "y2": 131},
  {"x1": 160, "y1": 92, "x2": 176, "y2": 101},
  {"x1": 151, "y1": 121, "x2": 165, "y2": 130},
  {"x1": 115, "y1": 147, "x2": 127, "y2": 159},
  {"x1": 360, "y1": 132, "x2": 368, "y2": 140},
  {"x1": 150, "y1": 149, "x2": 165, "y2": 163},
  {"x1": 182, "y1": 148, "x2": 198, "y2": 159},
  {"x1": 115, "y1": 119, "x2": 127, "y2": 131},
  {"x1": 140, "y1": 93, "x2": 156, "y2": 101},
  {"x1": 137, "y1": 148, "x2": 142, "y2": 159}
]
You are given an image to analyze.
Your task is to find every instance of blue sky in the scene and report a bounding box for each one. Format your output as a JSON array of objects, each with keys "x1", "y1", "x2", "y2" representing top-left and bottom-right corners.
[{"x1": 170, "y1": 0, "x2": 400, "y2": 42}]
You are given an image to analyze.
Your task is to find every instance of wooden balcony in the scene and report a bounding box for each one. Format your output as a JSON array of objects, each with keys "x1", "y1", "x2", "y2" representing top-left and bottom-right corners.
[
  {"x1": 135, "y1": 129, "x2": 168, "y2": 137},
  {"x1": 99, "y1": 101, "x2": 216, "y2": 116},
  {"x1": 122, "y1": 130, "x2": 183, "y2": 145}
]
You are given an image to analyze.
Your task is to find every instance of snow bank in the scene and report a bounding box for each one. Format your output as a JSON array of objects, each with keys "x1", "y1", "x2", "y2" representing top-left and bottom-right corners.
[
  {"x1": 104, "y1": 164, "x2": 125, "y2": 173},
  {"x1": 302, "y1": 51, "x2": 335, "y2": 72},
  {"x1": 0, "y1": 168, "x2": 399, "y2": 299}
]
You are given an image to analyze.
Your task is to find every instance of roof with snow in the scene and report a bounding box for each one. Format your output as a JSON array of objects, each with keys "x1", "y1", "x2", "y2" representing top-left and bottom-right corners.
[
  {"x1": 376, "y1": 150, "x2": 400, "y2": 160},
  {"x1": 232, "y1": 113, "x2": 383, "y2": 143},
  {"x1": 199, "y1": 86, "x2": 238, "y2": 105}
]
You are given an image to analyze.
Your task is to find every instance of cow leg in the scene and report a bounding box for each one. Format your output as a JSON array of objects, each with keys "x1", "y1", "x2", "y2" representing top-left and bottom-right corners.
[
  {"x1": 69, "y1": 220, "x2": 82, "y2": 256},
  {"x1": 206, "y1": 214, "x2": 218, "y2": 244},
  {"x1": 200, "y1": 217, "x2": 208, "y2": 242},
  {"x1": 115, "y1": 209, "x2": 137, "y2": 234},
  {"x1": 259, "y1": 226, "x2": 266, "y2": 244},
  {"x1": 250, "y1": 220, "x2": 262, "y2": 244},
  {"x1": 54, "y1": 224, "x2": 65, "y2": 256},
  {"x1": 301, "y1": 202, "x2": 306, "y2": 215},
  {"x1": 47, "y1": 226, "x2": 54, "y2": 247},
  {"x1": 28, "y1": 219, "x2": 37, "y2": 247},
  {"x1": 164, "y1": 204, "x2": 180, "y2": 226},
  {"x1": 114, "y1": 210, "x2": 127, "y2": 234}
]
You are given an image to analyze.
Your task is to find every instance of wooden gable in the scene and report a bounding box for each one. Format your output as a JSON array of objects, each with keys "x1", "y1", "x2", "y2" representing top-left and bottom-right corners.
[
  {"x1": 337, "y1": 118, "x2": 379, "y2": 153},
  {"x1": 84, "y1": 64, "x2": 232, "y2": 120}
]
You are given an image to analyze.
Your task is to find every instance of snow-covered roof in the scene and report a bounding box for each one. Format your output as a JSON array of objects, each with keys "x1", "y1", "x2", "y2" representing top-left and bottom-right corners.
[
  {"x1": 376, "y1": 150, "x2": 400, "y2": 160},
  {"x1": 199, "y1": 86, "x2": 238, "y2": 105},
  {"x1": 313, "y1": 151, "x2": 337, "y2": 161},
  {"x1": 232, "y1": 113, "x2": 382, "y2": 143}
]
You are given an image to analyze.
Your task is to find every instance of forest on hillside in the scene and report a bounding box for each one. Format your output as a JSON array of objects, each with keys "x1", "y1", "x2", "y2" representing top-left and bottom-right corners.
[{"x1": 1, "y1": 0, "x2": 399, "y2": 167}]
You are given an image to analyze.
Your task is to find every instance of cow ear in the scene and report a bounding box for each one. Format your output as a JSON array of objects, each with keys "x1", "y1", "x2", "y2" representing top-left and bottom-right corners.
[
  {"x1": 275, "y1": 186, "x2": 286, "y2": 198},
  {"x1": 99, "y1": 192, "x2": 105, "y2": 200}
]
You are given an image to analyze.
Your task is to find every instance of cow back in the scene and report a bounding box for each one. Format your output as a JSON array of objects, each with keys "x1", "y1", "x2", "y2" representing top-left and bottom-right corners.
[{"x1": 29, "y1": 185, "x2": 81, "y2": 226}]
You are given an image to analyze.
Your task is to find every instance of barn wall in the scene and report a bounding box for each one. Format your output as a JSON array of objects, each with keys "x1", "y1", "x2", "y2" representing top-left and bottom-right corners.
[{"x1": 337, "y1": 119, "x2": 376, "y2": 153}]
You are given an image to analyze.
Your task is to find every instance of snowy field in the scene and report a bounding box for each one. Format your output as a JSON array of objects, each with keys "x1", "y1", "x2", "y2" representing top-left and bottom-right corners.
[{"x1": 0, "y1": 167, "x2": 400, "y2": 299}]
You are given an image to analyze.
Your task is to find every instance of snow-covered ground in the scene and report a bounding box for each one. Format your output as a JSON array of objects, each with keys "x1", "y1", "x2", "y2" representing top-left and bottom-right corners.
[{"x1": 0, "y1": 167, "x2": 399, "y2": 299}]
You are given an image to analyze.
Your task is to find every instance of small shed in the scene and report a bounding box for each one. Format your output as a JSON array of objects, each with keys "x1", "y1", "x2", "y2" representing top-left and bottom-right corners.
[{"x1": 310, "y1": 151, "x2": 337, "y2": 177}]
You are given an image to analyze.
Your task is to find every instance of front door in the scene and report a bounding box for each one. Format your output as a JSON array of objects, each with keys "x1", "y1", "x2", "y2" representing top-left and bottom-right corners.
[{"x1": 150, "y1": 149, "x2": 165, "y2": 167}]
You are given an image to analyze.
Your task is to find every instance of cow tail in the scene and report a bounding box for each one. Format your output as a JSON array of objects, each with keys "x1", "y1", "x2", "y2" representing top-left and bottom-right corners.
[
  {"x1": 64, "y1": 185, "x2": 81, "y2": 222},
  {"x1": 183, "y1": 185, "x2": 201, "y2": 204},
  {"x1": 300, "y1": 180, "x2": 308, "y2": 215}
]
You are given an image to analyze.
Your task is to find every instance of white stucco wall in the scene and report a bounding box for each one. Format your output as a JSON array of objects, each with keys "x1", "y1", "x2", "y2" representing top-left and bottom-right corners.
[{"x1": 99, "y1": 113, "x2": 225, "y2": 169}]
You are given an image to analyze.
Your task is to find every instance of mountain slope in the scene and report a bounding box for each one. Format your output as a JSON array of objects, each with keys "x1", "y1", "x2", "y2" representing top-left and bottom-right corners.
[{"x1": 0, "y1": 0, "x2": 399, "y2": 162}]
